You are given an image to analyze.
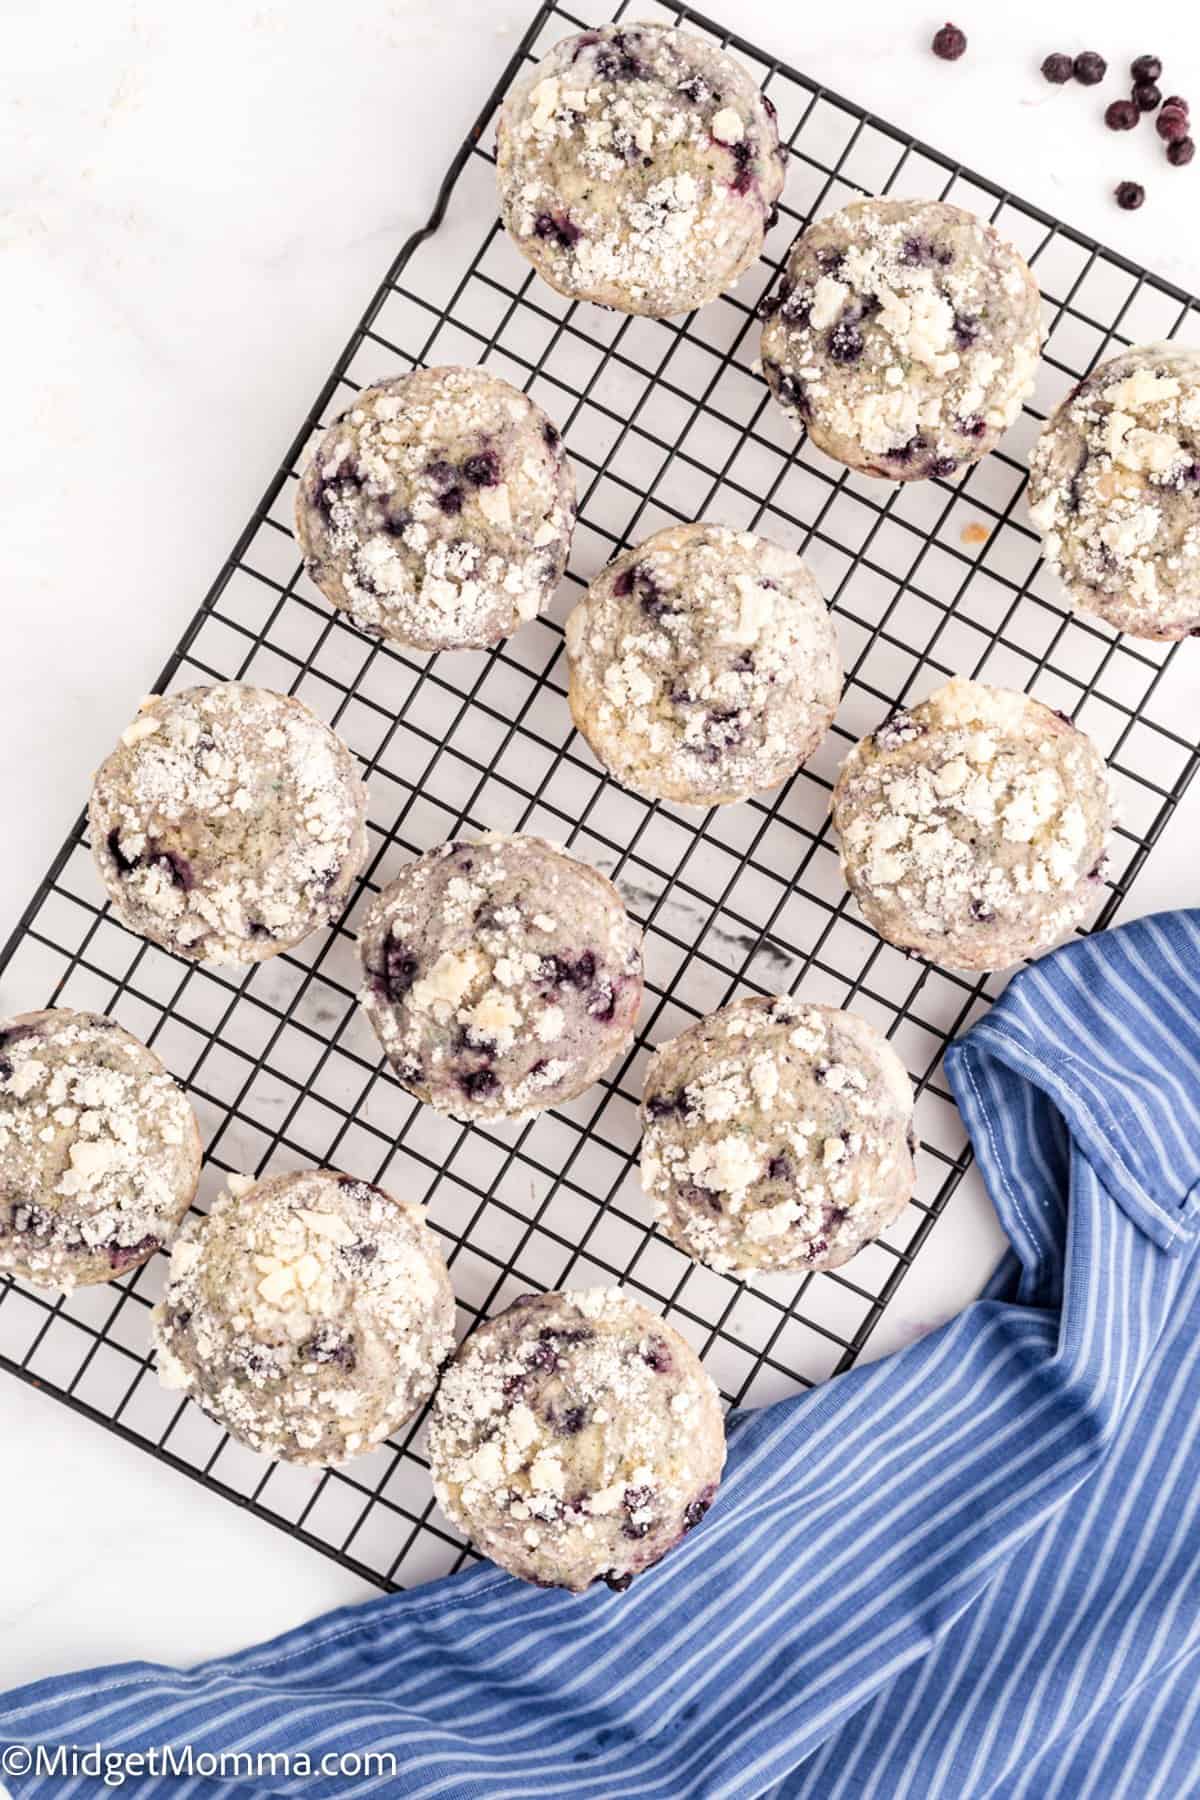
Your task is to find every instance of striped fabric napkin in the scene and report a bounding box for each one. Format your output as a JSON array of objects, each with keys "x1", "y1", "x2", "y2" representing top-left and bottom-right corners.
[{"x1": 2, "y1": 909, "x2": 1199, "y2": 1800}]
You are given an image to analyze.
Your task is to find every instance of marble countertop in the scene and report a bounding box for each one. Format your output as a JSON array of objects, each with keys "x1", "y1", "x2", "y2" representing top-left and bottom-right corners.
[{"x1": 2, "y1": 0, "x2": 1198, "y2": 1693}]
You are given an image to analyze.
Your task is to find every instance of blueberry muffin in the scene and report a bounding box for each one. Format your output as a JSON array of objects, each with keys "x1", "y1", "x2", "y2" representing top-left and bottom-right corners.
[
  {"x1": 295, "y1": 366, "x2": 576, "y2": 651},
  {"x1": 1028, "y1": 344, "x2": 1200, "y2": 640},
  {"x1": 428, "y1": 1287, "x2": 725, "y2": 1591},
  {"x1": 0, "y1": 1009, "x2": 201, "y2": 1290},
  {"x1": 641, "y1": 997, "x2": 914, "y2": 1275},
  {"x1": 496, "y1": 22, "x2": 785, "y2": 318},
  {"x1": 830, "y1": 678, "x2": 1112, "y2": 970},
  {"x1": 152, "y1": 1169, "x2": 456, "y2": 1466},
  {"x1": 565, "y1": 523, "x2": 842, "y2": 805},
  {"x1": 357, "y1": 835, "x2": 643, "y2": 1122},
  {"x1": 90, "y1": 684, "x2": 368, "y2": 964},
  {"x1": 760, "y1": 198, "x2": 1042, "y2": 480}
]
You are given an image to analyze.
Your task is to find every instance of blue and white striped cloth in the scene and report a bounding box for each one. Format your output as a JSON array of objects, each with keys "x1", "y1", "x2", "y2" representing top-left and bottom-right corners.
[{"x1": 4, "y1": 909, "x2": 1200, "y2": 1800}]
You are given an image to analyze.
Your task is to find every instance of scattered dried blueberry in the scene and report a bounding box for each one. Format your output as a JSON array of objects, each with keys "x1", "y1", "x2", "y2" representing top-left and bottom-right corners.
[
  {"x1": 1132, "y1": 82, "x2": 1161, "y2": 112},
  {"x1": 459, "y1": 1067, "x2": 499, "y2": 1101},
  {"x1": 931, "y1": 22, "x2": 967, "y2": 60},
  {"x1": 1105, "y1": 99, "x2": 1139, "y2": 131},
  {"x1": 1073, "y1": 51, "x2": 1107, "y2": 86},
  {"x1": 437, "y1": 486, "x2": 464, "y2": 516},
  {"x1": 1163, "y1": 96, "x2": 1190, "y2": 114},
  {"x1": 1157, "y1": 104, "x2": 1190, "y2": 142},
  {"x1": 1168, "y1": 136, "x2": 1196, "y2": 165},
  {"x1": 1115, "y1": 181, "x2": 1145, "y2": 210},
  {"x1": 767, "y1": 1154, "x2": 792, "y2": 1181},
  {"x1": 1131, "y1": 54, "x2": 1163, "y2": 83},
  {"x1": 1041, "y1": 52, "x2": 1074, "y2": 84}
]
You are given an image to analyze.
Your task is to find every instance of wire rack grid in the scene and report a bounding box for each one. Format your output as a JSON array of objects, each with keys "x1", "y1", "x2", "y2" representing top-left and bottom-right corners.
[{"x1": 1, "y1": 0, "x2": 1198, "y2": 1595}]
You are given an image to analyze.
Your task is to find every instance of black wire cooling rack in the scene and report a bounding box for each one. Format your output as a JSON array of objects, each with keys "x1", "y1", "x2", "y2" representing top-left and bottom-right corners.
[{"x1": 2, "y1": 0, "x2": 1198, "y2": 1594}]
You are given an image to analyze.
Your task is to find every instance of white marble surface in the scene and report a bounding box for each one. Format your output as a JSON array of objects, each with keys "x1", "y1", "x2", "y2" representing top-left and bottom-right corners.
[{"x1": 2, "y1": 0, "x2": 1199, "y2": 1692}]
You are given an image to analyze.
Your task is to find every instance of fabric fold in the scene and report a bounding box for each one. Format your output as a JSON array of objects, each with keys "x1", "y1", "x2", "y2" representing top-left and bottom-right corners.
[{"x1": 3, "y1": 909, "x2": 1199, "y2": 1800}]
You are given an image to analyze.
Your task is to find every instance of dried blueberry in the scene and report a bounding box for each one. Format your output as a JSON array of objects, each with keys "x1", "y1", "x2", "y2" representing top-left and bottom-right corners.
[
  {"x1": 340, "y1": 1239, "x2": 378, "y2": 1268},
  {"x1": 150, "y1": 848, "x2": 193, "y2": 892},
  {"x1": 593, "y1": 30, "x2": 641, "y2": 81},
  {"x1": 683, "y1": 1488, "x2": 715, "y2": 1531},
  {"x1": 10, "y1": 1202, "x2": 54, "y2": 1239},
  {"x1": 1074, "y1": 52, "x2": 1107, "y2": 86},
  {"x1": 1168, "y1": 137, "x2": 1195, "y2": 166},
  {"x1": 931, "y1": 22, "x2": 966, "y2": 59},
  {"x1": 1041, "y1": 53, "x2": 1074, "y2": 84},
  {"x1": 828, "y1": 321, "x2": 864, "y2": 363},
  {"x1": 301, "y1": 1325, "x2": 358, "y2": 1371},
  {"x1": 969, "y1": 897, "x2": 996, "y2": 923},
  {"x1": 641, "y1": 1337, "x2": 673, "y2": 1373},
  {"x1": 646, "y1": 1090, "x2": 680, "y2": 1120},
  {"x1": 1105, "y1": 99, "x2": 1139, "y2": 131},
  {"x1": 106, "y1": 829, "x2": 139, "y2": 877},
  {"x1": 557, "y1": 1406, "x2": 588, "y2": 1435},
  {"x1": 767, "y1": 1154, "x2": 792, "y2": 1181},
  {"x1": 1131, "y1": 55, "x2": 1163, "y2": 84},
  {"x1": 543, "y1": 420, "x2": 560, "y2": 450},
  {"x1": 952, "y1": 313, "x2": 980, "y2": 349},
  {"x1": 873, "y1": 710, "x2": 924, "y2": 750},
  {"x1": 604, "y1": 1570, "x2": 634, "y2": 1592},
  {"x1": 460, "y1": 1067, "x2": 499, "y2": 1101},
  {"x1": 1133, "y1": 82, "x2": 1162, "y2": 113},
  {"x1": 437, "y1": 486, "x2": 464, "y2": 516},
  {"x1": 463, "y1": 450, "x2": 500, "y2": 487},
  {"x1": 1157, "y1": 105, "x2": 1190, "y2": 142},
  {"x1": 533, "y1": 211, "x2": 582, "y2": 249},
  {"x1": 106, "y1": 1234, "x2": 159, "y2": 1271},
  {"x1": 380, "y1": 940, "x2": 419, "y2": 1002},
  {"x1": 682, "y1": 1182, "x2": 721, "y2": 1213},
  {"x1": 1115, "y1": 181, "x2": 1145, "y2": 210},
  {"x1": 587, "y1": 985, "x2": 616, "y2": 1022}
]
